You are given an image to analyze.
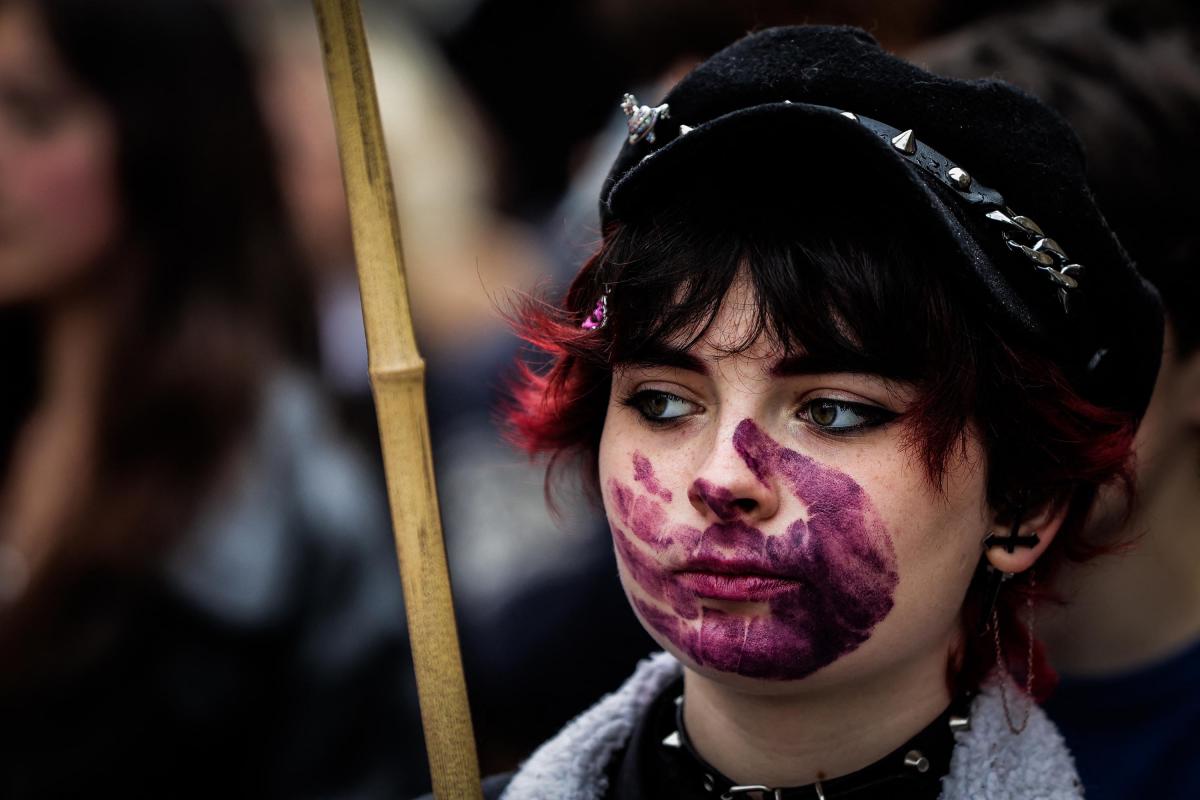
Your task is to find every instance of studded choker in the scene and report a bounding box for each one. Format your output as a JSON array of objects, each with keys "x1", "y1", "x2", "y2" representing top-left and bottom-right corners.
[{"x1": 655, "y1": 688, "x2": 972, "y2": 800}]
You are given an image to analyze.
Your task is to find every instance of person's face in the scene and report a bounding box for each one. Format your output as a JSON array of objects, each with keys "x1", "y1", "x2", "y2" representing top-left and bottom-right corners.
[
  {"x1": 0, "y1": 3, "x2": 121, "y2": 304},
  {"x1": 598, "y1": 276, "x2": 992, "y2": 691}
]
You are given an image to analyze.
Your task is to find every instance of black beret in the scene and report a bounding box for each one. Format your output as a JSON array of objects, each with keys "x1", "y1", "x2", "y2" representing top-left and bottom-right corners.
[{"x1": 600, "y1": 25, "x2": 1163, "y2": 420}]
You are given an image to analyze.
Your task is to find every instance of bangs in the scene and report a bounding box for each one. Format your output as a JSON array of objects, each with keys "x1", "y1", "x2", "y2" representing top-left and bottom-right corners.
[
  {"x1": 601, "y1": 198, "x2": 975, "y2": 384},
  {"x1": 577, "y1": 195, "x2": 981, "y2": 490}
]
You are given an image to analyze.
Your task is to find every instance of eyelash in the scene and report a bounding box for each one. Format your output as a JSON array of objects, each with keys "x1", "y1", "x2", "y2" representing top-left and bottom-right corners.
[
  {"x1": 621, "y1": 389, "x2": 697, "y2": 428},
  {"x1": 620, "y1": 389, "x2": 898, "y2": 435},
  {"x1": 798, "y1": 398, "x2": 898, "y2": 435}
]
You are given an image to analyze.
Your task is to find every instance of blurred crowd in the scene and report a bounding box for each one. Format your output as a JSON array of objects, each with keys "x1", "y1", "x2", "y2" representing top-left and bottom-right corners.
[{"x1": 0, "y1": 0, "x2": 1195, "y2": 797}]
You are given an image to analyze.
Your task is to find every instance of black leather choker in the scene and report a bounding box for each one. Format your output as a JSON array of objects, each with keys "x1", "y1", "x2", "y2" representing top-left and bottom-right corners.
[{"x1": 659, "y1": 691, "x2": 972, "y2": 800}]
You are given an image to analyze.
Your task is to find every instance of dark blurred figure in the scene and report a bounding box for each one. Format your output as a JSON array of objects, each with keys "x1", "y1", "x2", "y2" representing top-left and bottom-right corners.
[
  {"x1": 0, "y1": 0, "x2": 424, "y2": 795},
  {"x1": 436, "y1": 0, "x2": 1052, "y2": 218},
  {"x1": 918, "y1": 3, "x2": 1200, "y2": 798}
]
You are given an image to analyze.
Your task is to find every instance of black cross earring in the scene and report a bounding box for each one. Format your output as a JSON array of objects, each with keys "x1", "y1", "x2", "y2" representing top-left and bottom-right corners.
[
  {"x1": 977, "y1": 515, "x2": 1038, "y2": 636},
  {"x1": 984, "y1": 517, "x2": 1040, "y2": 553}
]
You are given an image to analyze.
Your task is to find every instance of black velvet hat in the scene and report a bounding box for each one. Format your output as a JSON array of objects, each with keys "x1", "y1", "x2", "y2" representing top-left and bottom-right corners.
[{"x1": 600, "y1": 26, "x2": 1163, "y2": 420}]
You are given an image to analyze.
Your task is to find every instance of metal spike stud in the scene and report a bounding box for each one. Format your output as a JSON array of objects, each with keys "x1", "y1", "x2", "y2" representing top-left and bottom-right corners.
[
  {"x1": 1045, "y1": 269, "x2": 1079, "y2": 290},
  {"x1": 662, "y1": 730, "x2": 682, "y2": 749},
  {"x1": 947, "y1": 166, "x2": 972, "y2": 190},
  {"x1": 891, "y1": 128, "x2": 917, "y2": 155},
  {"x1": 1032, "y1": 237, "x2": 1067, "y2": 261},
  {"x1": 1056, "y1": 265, "x2": 1084, "y2": 313},
  {"x1": 1005, "y1": 237, "x2": 1056, "y2": 267},
  {"x1": 840, "y1": 111, "x2": 859, "y2": 121},
  {"x1": 985, "y1": 209, "x2": 1024, "y2": 233},
  {"x1": 1061, "y1": 263, "x2": 1084, "y2": 282},
  {"x1": 949, "y1": 715, "x2": 971, "y2": 733},
  {"x1": 678, "y1": 124, "x2": 693, "y2": 136},
  {"x1": 1013, "y1": 215, "x2": 1044, "y2": 236}
]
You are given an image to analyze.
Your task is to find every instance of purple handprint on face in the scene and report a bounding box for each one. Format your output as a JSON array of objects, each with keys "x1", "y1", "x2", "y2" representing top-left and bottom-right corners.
[{"x1": 608, "y1": 419, "x2": 898, "y2": 680}]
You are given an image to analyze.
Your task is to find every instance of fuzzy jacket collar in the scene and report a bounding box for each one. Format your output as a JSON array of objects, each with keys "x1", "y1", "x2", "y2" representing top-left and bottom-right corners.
[{"x1": 501, "y1": 652, "x2": 1082, "y2": 800}]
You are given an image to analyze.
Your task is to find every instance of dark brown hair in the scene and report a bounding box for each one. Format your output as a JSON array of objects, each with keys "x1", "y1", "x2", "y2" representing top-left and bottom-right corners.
[{"x1": 0, "y1": 0, "x2": 315, "y2": 674}]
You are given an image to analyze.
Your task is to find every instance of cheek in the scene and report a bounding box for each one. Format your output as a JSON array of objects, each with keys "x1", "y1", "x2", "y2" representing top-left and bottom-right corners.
[
  {"x1": 0, "y1": 116, "x2": 122, "y2": 300},
  {"x1": 863, "y1": 443, "x2": 989, "y2": 639},
  {"x1": 598, "y1": 405, "x2": 689, "y2": 501},
  {"x1": 602, "y1": 419, "x2": 904, "y2": 682}
]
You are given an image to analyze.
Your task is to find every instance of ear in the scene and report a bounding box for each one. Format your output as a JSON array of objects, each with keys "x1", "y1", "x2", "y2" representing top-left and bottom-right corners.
[{"x1": 983, "y1": 499, "x2": 1069, "y2": 574}]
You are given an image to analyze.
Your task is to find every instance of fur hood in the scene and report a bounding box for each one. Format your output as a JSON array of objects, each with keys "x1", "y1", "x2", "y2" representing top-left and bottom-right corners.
[{"x1": 501, "y1": 652, "x2": 1082, "y2": 800}]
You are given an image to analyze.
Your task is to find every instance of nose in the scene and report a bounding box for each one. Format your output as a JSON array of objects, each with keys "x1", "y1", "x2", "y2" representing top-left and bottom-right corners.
[{"x1": 688, "y1": 428, "x2": 780, "y2": 523}]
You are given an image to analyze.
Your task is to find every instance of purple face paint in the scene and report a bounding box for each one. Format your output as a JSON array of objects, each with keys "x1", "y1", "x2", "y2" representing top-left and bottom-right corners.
[
  {"x1": 607, "y1": 419, "x2": 898, "y2": 680},
  {"x1": 633, "y1": 451, "x2": 673, "y2": 502}
]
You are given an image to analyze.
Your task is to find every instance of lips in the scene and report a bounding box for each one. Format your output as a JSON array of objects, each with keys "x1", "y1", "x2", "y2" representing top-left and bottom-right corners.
[
  {"x1": 674, "y1": 552, "x2": 801, "y2": 601},
  {"x1": 675, "y1": 571, "x2": 799, "y2": 601},
  {"x1": 607, "y1": 418, "x2": 899, "y2": 681}
]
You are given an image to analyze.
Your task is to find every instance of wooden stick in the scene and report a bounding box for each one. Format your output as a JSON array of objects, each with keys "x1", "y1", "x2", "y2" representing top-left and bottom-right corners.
[{"x1": 311, "y1": 1, "x2": 483, "y2": 796}]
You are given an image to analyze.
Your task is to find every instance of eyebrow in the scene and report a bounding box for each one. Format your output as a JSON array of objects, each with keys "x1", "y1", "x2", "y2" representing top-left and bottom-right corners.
[
  {"x1": 772, "y1": 353, "x2": 865, "y2": 377},
  {"x1": 621, "y1": 344, "x2": 907, "y2": 381},
  {"x1": 621, "y1": 342, "x2": 710, "y2": 376}
]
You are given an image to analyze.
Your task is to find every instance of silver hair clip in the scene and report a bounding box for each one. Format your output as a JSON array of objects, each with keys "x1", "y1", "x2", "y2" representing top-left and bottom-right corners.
[{"x1": 621, "y1": 93, "x2": 670, "y2": 145}]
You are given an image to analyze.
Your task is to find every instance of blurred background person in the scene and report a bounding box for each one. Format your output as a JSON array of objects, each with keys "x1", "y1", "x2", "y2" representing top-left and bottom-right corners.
[
  {"x1": 254, "y1": 1, "x2": 634, "y2": 775},
  {"x1": 436, "y1": 0, "x2": 1048, "y2": 221},
  {"x1": 254, "y1": 3, "x2": 585, "y2": 773},
  {"x1": 911, "y1": 2, "x2": 1200, "y2": 798},
  {"x1": 0, "y1": 0, "x2": 424, "y2": 795}
]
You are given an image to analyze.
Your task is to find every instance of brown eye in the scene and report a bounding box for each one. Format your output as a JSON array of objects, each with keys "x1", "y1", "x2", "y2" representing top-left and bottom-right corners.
[
  {"x1": 801, "y1": 399, "x2": 896, "y2": 433},
  {"x1": 626, "y1": 390, "x2": 697, "y2": 422},
  {"x1": 810, "y1": 401, "x2": 838, "y2": 427}
]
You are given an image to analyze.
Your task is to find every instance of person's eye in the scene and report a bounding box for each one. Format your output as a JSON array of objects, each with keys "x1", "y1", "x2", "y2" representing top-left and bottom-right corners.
[
  {"x1": 800, "y1": 399, "x2": 896, "y2": 433},
  {"x1": 623, "y1": 390, "x2": 699, "y2": 423}
]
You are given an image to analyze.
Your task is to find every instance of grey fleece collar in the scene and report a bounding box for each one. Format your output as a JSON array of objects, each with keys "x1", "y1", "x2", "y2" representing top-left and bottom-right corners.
[{"x1": 502, "y1": 652, "x2": 1082, "y2": 800}]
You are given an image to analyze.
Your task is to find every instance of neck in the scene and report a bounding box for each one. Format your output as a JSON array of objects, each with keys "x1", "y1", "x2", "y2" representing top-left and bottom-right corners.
[
  {"x1": 1, "y1": 283, "x2": 121, "y2": 561},
  {"x1": 39, "y1": 285, "x2": 120, "y2": 420},
  {"x1": 682, "y1": 651, "x2": 951, "y2": 787}
]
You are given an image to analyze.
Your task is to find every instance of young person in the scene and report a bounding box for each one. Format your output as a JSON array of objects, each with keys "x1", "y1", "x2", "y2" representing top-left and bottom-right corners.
[{"x1": 490, "y1": 25, "x2": 1162, "y2": 799}]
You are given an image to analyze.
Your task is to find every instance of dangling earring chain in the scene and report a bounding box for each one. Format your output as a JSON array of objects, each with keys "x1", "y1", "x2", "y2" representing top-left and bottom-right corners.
[{"x1": 992, "y1": 570, "x2": 1035, "y2": 734}]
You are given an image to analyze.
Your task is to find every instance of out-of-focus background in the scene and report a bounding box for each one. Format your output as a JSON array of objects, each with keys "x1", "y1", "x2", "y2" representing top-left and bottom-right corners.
[{"x1": 0, "y1": 0, "x2": 1196, "y2": 797}]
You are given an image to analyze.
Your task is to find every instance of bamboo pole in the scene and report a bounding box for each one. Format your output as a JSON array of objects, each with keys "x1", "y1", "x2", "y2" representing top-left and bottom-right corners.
[{"x1": 311, "y1": 1, "x2": 483, "y2": 796}]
